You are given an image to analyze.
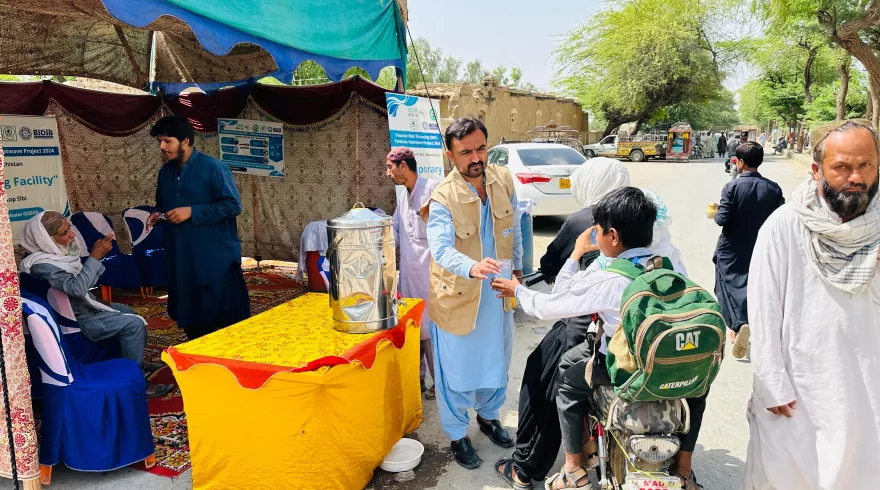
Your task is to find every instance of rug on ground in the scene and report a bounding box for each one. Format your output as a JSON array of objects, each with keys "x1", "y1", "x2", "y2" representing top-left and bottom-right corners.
[{"x1": 113, "y1": 268, "x2": 306, "y2": 478}]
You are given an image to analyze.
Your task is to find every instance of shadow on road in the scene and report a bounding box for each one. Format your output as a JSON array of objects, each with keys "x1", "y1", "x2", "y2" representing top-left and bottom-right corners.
[{"x1": 694, "y1": 444, "x2": 747, "y2": 490}]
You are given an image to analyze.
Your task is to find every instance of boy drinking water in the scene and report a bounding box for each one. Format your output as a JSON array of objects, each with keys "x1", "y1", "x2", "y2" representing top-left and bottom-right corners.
[{"x1": 492, "y1": 187, "x2": 702, "y2": 489}]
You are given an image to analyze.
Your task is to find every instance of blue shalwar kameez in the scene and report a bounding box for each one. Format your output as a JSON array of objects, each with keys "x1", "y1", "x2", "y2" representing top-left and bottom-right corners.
[
  {"x1": 155, "y1": 149, "x2": 251, "y2": 339},
  {"x1": 427, "y1": 185, "x2": 522, "y2": 441}
]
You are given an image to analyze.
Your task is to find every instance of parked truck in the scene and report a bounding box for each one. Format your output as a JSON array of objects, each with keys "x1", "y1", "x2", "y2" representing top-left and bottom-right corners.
[{"x1": 582, "y1": 134, "x2": 665, "y2": 162}]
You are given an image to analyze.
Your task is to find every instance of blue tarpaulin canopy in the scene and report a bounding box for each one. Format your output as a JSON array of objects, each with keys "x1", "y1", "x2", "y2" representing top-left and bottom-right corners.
[{"x1": 0, "y1": 0, "x2": 408, "y2": 93}]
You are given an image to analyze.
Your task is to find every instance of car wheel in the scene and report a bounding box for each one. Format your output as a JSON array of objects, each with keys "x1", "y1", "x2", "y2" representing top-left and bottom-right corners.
[
  {"x1": 629, "y1": 149, "x2": 645, "y2": 162},
  {"x1": 585, "y1": 149, "x2": 596, "y2": 159}
]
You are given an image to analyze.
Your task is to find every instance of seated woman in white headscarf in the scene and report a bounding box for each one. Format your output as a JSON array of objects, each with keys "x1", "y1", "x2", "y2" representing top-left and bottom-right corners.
[{"x1": 20, "y1": 211, "x2": 172, "y2": 397}]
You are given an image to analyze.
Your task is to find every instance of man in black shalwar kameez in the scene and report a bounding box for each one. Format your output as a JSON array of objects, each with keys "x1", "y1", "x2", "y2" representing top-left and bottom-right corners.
[{"x1": 713, "y1": 141, "x2": 784, "y2": 358}]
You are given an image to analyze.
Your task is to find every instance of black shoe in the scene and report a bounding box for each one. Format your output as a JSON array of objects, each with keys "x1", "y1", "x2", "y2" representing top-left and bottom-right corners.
[
  {"x1": 477, "y1": 417, "x2": 514, "y2": 448},
  {"x1": 451, "y1": 437, "x2": 481, "y2": 469}
]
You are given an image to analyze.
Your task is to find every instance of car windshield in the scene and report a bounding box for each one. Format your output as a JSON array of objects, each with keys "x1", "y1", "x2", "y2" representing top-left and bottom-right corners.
[{"x1": 516, "y1": 147, "x2": 586, "y2": 166}]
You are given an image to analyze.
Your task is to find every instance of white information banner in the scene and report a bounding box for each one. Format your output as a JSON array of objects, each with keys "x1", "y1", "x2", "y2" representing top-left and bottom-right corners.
[
  {"x1": 217, "y1": 118, "x2": 285, "y2": 177},
  {"x1": 385, "y1": 94, "x2": 444, "y2": 179},
  {"x1": 0, "y1": 115, "x2": 69, "y2": 244}
]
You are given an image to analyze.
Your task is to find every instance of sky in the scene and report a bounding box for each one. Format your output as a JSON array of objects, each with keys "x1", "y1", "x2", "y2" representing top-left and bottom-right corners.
[
  {"x1": 406, "y1": 0, "x2": 606, "y2": 92},
  {"x1": 406, "y1": 0, "x2": 755, "y2": 97}
]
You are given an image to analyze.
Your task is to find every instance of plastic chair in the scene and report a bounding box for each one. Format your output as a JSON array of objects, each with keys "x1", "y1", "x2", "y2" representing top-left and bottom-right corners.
[
  {"x1": 123, "y1": 206, "x2": 167, "y2": 296},
  {"x1": 70, "y1": 212, "x2": 143, "y2": 301},
  {"x1": 21, "y1": 292, "x2": 155, "y2": 485},
  {"x1": 20, "y1": 272, "x2": 120, "y2": 400}
]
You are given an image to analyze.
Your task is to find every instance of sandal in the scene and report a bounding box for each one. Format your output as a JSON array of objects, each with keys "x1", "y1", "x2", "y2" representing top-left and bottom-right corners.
[
  {"x1": 495, "y1": 458, "x2": 532, "y2": 489},
  {"x1": 143, "y1": 362, "x2": 165, "y2": 377},
  {"x1": 146, "y1": 383, "x2": 174, "y2": 398},
  {"x1": 544, "y1": 466, "x2": 592, "y2": 490},
  {"x1": 672, "y1": 470, "x2": 704, "y2": 490},
  {"x1": 425, "y1": 387, "x2": 436, "y2": 400}
]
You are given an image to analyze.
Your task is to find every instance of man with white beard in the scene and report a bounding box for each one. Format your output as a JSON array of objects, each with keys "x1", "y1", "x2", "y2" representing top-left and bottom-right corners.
[
  {"x1": 744, "y1": 119, "x2": 880, "y2": 489},
  {"x1": 20, "y1": 211, "x2": 172, "y2": 397}
]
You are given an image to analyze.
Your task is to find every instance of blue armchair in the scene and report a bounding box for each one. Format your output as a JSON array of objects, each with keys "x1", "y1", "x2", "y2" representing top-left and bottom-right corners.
[
  {"x1": 70, "y1": 212, "x2": 142, "y2": 301},
  {"x1": 21, "y1": 292, "x2": 155, "y2": 485}
]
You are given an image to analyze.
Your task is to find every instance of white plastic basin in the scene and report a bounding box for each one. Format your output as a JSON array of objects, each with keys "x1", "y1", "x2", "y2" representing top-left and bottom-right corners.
[{"x1": 380, "y1": 438, "x2": 424, "y2": 473}]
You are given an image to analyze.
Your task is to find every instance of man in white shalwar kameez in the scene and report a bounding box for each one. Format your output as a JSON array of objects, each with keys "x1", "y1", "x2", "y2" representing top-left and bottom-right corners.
[
  {"x1": 744, "y1": 119, "x2": 880, "y2": 490},
  {"x1": 387, "y1": 147, "x2": 440, "y2": 398}
]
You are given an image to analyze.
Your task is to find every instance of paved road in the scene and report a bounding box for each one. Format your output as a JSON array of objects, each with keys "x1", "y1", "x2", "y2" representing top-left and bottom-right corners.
[{"x1": 44, "y1": 155, "x2": 808, "y2": 490}]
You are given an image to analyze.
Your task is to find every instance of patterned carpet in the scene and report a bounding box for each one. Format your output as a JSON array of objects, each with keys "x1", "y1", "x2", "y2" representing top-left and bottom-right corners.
[{"x1": 112, "y1": 268, "x2": 306, "y2": 478}]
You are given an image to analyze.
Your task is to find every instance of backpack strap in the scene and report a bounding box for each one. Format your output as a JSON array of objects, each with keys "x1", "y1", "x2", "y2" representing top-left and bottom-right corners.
[
  {"x1": 606, "y1": 255, "x2": 674, "y2": 278},
  {"x1": 604, "y1": 258, "x2": 644, "y2": 279}
]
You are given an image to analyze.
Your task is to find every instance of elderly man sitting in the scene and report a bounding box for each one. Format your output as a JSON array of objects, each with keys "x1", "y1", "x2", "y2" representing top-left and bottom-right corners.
[{"x1": 20, "y1": 211, "x2": 172, "y2": 397}]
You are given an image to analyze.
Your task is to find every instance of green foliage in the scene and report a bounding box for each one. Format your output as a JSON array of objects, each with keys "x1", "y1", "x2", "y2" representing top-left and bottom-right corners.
[
  {"x1": 0, "y1": 75, "x2": 20, "y2": 81},
  {"x1": 402, "y1": 37, "x2": 536, "y2": 91},
  {"x1": 738, "y1": 5, "x2": 866, "y2": 129},
  {"x1": 554, "y1": 0, "x2": 732, "y2": 134},
  {"x1": 490, "y1": 66, "x2": 509, "y2": 86},
  {"x1": 805, "y1": 69, "x2": 869, "y2": 121},
  {"x1": 464, "y1": 60, "x2": 487, "y2": 84},
  {"x1": 644, "y1": 89, "x2": 739, "y2": 132}
]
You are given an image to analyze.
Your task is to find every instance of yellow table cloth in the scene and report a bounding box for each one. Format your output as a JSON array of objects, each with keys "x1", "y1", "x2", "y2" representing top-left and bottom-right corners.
[{"x1": 162, "y1": 294, "x2": 424, "y2": 490}]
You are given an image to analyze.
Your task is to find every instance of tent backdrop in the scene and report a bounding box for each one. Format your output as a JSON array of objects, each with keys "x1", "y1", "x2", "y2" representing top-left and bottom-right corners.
[
  {"x1": 0, "y1": 79, "x2": 396, "y2": 260},
  {"x1": 0, "y1": 0, "x2": 408, "y2": 92}
]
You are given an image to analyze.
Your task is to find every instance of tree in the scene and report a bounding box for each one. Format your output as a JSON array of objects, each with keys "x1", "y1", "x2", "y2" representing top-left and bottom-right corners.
[
  {"x1": 554, "y1": 0, "x2": 734, "y2": 136},
  {"x1": 464, "y1": 59, "x2": 487, "y2": 84},
  {"x1": 375, "y1": 67, "x2": 398, "y2": 90},
  {"x1": 510, "y1": 67, "x2": 523, "y2": 88},
  {"x1": 437, "y1": 56, "x2": 463, "y2": 83},
  {"x1": 293, "y1": 61, "x2": 330, "y2": 85},
  {"x1": 644, "y1": 89, "x2": 739, "y2": 132},
  {"x1": 490, "y1": 65, "x2": 509, "y2": 86},
  {"x1": 837, "y1": 54, "x2": 851, "y2": 120},
  {"x1": 406, "y1": 37, "x2": 441, "y2": 89},
  {"x1": 755, "y1": 0, "x2": 880, "y2": 127}
]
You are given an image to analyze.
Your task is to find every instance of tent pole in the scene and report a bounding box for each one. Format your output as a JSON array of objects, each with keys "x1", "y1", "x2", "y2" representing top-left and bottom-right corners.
[{"x1": 147, "y1": 31, "x2": 156, "y2": 93}]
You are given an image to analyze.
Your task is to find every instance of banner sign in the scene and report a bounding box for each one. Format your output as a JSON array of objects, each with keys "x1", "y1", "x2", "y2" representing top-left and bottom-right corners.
[
  {"x1": 0, "y1": 115, "x2": 69, "y2": 244},
  {"x1": 385, "y1": 94, "x2": 444, "y2": 179},
  {"x1": 217, "y1": 119, "x2": 285, "y2": 177}
]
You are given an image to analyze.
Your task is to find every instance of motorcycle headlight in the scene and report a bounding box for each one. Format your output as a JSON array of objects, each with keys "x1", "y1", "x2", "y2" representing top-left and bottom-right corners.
[{"x1": 628, "y1": 435, "x2": 680, "y2": 464}]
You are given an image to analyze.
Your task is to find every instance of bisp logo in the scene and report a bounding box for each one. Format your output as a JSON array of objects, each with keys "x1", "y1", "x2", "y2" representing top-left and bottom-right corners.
[
  {"x1": 18, "y1": 127, "x2": 32, "y2": 141},
  {"x1": 1, "y1": 126, "x2": 16, "y2": 142},
  {"x1": 675, "y1": 331, "x2": 701, "y2": 351},
  {"x1": 252, "y1": 124, "x2": 259, "y2": 132}
]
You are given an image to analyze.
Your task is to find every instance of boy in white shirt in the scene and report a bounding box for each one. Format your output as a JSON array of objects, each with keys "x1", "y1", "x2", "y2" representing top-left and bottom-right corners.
[{"x1": 492, "y1": 187, "x2": 701, "y2": 489}]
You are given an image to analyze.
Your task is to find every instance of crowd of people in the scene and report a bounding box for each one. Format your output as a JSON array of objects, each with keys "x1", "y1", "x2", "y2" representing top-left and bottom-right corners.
[
  {"x1": 388, "y1": 116, "x2": 880, "y2": 489},
  {"x1": 15, "y1": 112, "x2": 880, "y2": 489}
]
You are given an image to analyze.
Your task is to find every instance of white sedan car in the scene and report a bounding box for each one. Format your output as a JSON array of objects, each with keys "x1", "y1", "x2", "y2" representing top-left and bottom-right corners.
[{"x1": 486, "y1": 143, "x2": 585, "y2": 217}]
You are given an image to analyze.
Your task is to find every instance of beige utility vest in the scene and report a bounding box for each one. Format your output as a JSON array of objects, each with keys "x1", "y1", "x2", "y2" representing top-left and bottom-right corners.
[{"x1": 420, "y1": 164, "x2": 516, "y2": 336}]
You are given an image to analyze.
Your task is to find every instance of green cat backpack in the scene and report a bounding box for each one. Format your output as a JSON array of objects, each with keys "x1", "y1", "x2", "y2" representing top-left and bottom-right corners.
[{"x1": 604, "y1": 256, "x2": 725, "y2": 402}]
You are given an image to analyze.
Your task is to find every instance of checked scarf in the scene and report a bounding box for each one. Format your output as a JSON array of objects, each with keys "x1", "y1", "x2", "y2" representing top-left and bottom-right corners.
[{"x1": 792, "y1": 177, "x2": 880, "y2": 294}]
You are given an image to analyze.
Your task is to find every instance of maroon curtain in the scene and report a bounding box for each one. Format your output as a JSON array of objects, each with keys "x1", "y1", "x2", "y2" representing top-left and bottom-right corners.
[
  {"x1": 0, "y1": 77, "x2": 389, "y2": 135},
  {"x1": 164, "y1": 88, "x2": 249, "y2": 133},
  {"x1": 0, "y1": 81, "x2": 160, "y2": 136},
  {"x1": 250, "y1": 76, "x2": 389, "y2": 125}
]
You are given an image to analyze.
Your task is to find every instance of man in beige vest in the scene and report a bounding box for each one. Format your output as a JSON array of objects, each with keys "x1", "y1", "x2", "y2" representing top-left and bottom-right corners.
[{"x1": 421, "y1": 116, "x2": 522, "y2": 469}]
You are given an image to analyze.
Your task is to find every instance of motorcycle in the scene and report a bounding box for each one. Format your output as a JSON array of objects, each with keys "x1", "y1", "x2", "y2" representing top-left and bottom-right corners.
[
  {"x1": 521, "y1": 270, "x2": 691, "y2": 490},
  {"x1": 585, "y1": 387, "x2": 689, "y2": 490}
]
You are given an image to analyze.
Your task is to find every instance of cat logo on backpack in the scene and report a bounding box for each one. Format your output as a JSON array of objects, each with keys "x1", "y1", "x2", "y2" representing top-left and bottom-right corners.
[{"x1": 675, "y1": 331, "x2": 701, "y2": 351}]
